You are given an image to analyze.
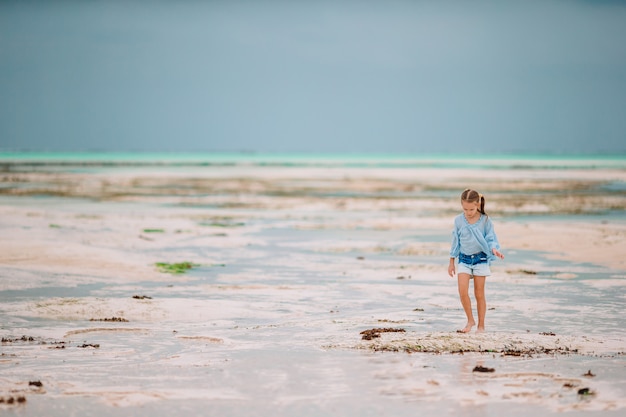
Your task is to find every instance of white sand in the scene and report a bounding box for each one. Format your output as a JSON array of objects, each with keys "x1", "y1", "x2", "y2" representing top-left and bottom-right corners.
[{"x1": 1, "y1": 163, "x2": 625, "y2": 415}]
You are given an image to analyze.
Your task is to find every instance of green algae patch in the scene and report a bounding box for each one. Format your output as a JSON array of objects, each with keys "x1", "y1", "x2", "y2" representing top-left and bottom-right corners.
[
  {"x1": 199, "y1": 221, "x2": 245, "y2": 228},
  {"x1": 143, "y1": 228, "x2": 165, "y2": 233},
  {"x1": 155, "y1": 262, "x2": 199, "y2": 274}
]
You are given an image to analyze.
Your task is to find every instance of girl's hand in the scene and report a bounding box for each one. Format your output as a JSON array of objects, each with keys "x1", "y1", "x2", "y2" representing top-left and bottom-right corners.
[
  {"x1": 448, "y1": 260, "x2": 456, "y2": 277},
  {"x1": 492, "y1": 248, "x2": 505, "y2": 259}
]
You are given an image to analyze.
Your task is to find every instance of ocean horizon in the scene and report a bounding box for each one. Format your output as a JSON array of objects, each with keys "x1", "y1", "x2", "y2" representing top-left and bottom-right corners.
[{"x1": 1, "y1": 151, "x2": 625, "y2": 169}]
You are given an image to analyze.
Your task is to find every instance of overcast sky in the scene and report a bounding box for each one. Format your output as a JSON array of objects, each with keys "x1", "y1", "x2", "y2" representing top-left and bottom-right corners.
[{"x1": 1, "y1": 0, "x2": 625, "y2": 154}]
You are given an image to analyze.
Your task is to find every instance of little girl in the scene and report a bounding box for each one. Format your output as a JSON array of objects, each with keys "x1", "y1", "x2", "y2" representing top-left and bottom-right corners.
[{"x1": 448, "y1": 189, "x2": 504, "y2": 333}]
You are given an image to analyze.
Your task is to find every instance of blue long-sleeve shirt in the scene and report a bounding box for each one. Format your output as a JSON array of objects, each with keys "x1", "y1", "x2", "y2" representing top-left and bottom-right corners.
[{"x1": 449, "y1": 214, "x2": 501, "y2": 263}]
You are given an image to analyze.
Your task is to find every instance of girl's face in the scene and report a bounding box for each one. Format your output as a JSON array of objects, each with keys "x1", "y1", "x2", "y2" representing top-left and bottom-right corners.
[{"x1": 462, "y1": 200, "x2": 480, "y2": 219}]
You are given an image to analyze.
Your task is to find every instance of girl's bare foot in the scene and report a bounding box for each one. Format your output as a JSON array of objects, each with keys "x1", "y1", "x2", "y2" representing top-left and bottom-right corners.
[
  {"x1": 457, "y1": 321, "x2": 475, "y2": 333},
  {"x1": 476, "y1": 327, "x2": 485, "y2": 334}
]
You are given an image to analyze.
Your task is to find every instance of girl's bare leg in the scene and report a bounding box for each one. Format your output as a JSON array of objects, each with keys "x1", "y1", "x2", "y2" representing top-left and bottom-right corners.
[
  {"x1": 457, "y1": 273, "x2": 475, "y2": 333},
  {"x1": 473, "y1": 276, "x2": 486, "y2": 333}
]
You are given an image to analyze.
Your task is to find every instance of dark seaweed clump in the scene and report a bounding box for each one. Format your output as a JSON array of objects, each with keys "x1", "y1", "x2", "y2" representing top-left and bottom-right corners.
[
  {"x1": 0, "y1": 396, "x2": 27, "y2": 405},
  {"x1": 1, "y1": 336, "x2": 35, "y2": 343},
  {"x1": 360, "y1": 328, "x2": 406, "y2": 340},
  {"x1": 89, "y1": 317, "x2": 129, "y2": 322},
  {"x1": 78, "y1": 343, "x2": 100, "y2": 349}
]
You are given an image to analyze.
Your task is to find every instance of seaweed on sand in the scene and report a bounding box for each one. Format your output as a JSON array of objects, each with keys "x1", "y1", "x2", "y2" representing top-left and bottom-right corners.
[
  {"x1": 473, "y1": 366, "x2": 495, "y2": 373},
  {"x1": 199, "y1": 220, "x2": 245, "y2": 228},
  {"x1": 360, "y1": 328, "x2": 406, "y2": 341},
  {"x1": 90, "y1": 317, "x2": 129, "y2": 322},
  {"x1": 155, "y1": 262, "x2": 199, "y2": 274}
]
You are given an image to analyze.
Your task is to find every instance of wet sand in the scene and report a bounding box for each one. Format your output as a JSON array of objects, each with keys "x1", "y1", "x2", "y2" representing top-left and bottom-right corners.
[{"x1": 1, "y1": 160, "x2": 625, "y2": 415}]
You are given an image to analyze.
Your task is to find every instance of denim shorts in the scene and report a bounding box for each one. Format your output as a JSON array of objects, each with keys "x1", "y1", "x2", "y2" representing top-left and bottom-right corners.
[
  {"x1": 457, "y1": 262, "x2": 491, "y2": 277},
  {"x1": 458, "y1": 252, "x2": 491, "y2": 277}
]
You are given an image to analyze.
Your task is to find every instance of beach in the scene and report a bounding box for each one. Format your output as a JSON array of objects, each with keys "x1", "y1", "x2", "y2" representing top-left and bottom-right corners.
[{"x1": 0, "y1": 154, "x2": 625, "y2": 416}]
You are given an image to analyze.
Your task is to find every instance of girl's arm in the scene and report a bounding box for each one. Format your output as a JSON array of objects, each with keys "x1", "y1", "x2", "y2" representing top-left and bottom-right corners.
[
  {"x1": 448, "y1": 257, "x2": 456, "y2": 277},
  {"x1": 449, "y1": 220, "x2": 461, "y2": 258},
  {"x1": 449, "y1": 220, "x2": 460, "y2": 276},
  {"x1": 484, "y1": 218, "x2": 504, "y2": 259}
]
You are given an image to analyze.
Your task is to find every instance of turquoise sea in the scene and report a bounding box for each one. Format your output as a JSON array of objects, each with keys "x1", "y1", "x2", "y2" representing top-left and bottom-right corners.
[{"x1": 1, "y1": 151, "x2": 625, "y2": 169}]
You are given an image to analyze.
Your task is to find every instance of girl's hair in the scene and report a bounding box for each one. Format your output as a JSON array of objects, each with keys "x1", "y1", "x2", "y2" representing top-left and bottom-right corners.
[{"x1": 461, "y1": 188, "x2": 487, "y2": 216}]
